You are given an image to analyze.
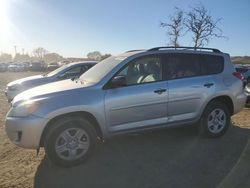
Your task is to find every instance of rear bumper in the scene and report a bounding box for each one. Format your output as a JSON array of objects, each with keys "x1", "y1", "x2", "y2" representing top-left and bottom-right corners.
[
  {"x1": 234, "y1": 93, "x2": 247, "y2": 114},
  {"x1": 245, "y1": 88, "x2": 250, "y2": 105},
  {"x1": 5, "y1": 115, "x2": 48, "y2": 149}
]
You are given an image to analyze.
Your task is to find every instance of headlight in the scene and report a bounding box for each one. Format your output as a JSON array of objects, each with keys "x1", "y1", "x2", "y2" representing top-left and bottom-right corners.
[{"x1": 10, "y1": 100, "x2": 40, "y2": 117}]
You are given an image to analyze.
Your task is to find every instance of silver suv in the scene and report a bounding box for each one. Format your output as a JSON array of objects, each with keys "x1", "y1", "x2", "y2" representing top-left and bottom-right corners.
[{"x1": 5, "y1": 47, "x2": 246, "y2": 167}]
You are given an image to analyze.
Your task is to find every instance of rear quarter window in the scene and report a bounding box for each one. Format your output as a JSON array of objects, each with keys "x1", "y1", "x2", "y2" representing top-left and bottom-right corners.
[{"x1": 200, "y1": 55, "x2": 224, "y2": 75}]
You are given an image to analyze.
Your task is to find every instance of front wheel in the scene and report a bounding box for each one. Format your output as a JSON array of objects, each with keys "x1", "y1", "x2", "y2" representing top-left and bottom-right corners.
[
  {"x1": 200, "y1": 102, "x2": 230, "y2": 137},
  {"x1": 44, "y1": 117, "x2": 97, "y2": 167}
]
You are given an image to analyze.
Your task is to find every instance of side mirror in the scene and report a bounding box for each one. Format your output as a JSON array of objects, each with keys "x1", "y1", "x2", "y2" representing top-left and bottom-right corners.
[{"x1": 111, "y1": 75, "x2": 127, "y2": 88}]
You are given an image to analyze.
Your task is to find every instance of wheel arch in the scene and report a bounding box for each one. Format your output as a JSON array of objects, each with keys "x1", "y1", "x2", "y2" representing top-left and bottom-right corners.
[
  {"x1": 203, "y1": 95, "x2": 234, "y2": 116},
  {"x1": 39, "y1": 111, "x2": 103, "y2": 147}
]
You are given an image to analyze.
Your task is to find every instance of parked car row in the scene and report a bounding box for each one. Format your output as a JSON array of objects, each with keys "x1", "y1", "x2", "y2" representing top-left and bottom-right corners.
[
  {"x1": 4, "y1": 47, "x2": 247, "y2": 167},
  {"x1": 0, "y1": 61, "x2": 68, "y2": 72}
]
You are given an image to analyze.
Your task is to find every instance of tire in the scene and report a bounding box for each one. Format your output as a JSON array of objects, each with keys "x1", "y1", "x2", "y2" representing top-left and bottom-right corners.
[
  {"x1": 199, "y1": 101, "x2": 230, "y2": 138},
  {"x1": 44, "y1": 116, "x2": 97, "y2": 167}
]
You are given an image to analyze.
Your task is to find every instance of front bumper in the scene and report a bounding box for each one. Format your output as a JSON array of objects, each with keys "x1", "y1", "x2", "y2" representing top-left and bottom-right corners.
[
  {"x1": 5, "y1": 115, "x2": 48, "y2": 149},
  {"x1": 5, "y1": 89, "x2": 18, "y2": 102}
]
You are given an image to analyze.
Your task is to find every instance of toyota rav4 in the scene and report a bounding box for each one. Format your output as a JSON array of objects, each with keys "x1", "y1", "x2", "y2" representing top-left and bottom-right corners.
[{"x1": 5, "y1": 47, "x2": 246, "y2": 167}]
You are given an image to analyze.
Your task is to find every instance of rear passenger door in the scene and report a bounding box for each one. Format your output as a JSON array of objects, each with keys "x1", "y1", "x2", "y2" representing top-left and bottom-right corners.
[{"x1": 163, "y1": 53, "x2": 222, "y2": 123}]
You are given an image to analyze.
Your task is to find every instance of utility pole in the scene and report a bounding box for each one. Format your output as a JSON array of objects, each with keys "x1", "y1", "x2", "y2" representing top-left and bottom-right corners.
[
  {"x1": 22, "y1": 48, "x2": 24, "y2": 55},
  {"x1": 13, "y1": 45, "x2": 17, "y2": 56}
]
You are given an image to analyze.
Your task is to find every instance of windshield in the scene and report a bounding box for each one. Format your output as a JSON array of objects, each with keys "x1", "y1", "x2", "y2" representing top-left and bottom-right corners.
[
  {"x1": 79, "y1": 56, "x2": 126, "y2": 83},
  {"x1": 46, "y1": 64, "x2": 70, "y2": 77}
]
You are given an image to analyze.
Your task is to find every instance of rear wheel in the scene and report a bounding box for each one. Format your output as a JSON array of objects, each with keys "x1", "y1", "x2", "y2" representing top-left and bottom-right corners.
[
  {"x1": 44, "y1": 117, "x2": 97, "y2": 167},
  {"x1": 200, "y1": 101, "x2": 230, "y2": 137}
]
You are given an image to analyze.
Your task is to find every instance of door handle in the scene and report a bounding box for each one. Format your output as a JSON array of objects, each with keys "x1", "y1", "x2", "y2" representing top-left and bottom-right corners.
[
  {"x1": 154, "y1": 88, "x2": 166, "y2": 94},
  {"x1": 204, "y1": 83, "x2": 214, "y2": 88}
]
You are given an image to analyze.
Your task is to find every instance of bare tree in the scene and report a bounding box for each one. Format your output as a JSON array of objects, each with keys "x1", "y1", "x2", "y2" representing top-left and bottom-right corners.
[
  {"x1": 87, "y1": 51, "x2": 102, "y2": 61},
  {"x1": 160, "y1": 8, "x2": 184, "y2": 47},
  {"x1": 185, "y1": 5, "x2": 224, "y2": 48},
  {"x1": 33, "y1": 47, "x2": 48, "y2": 59},
  {"x1": 0, "y1": 53, "x2": 12, "y2": 62},
  {"x1": 13, "y1": 53, "x2": 30, "y2": 62},
  {"x1": 101, "y1": 53, "x2": 111, "y2": 60},
  {"x1": 43, "y1": 53, "x2": 63, "y2": 63}
]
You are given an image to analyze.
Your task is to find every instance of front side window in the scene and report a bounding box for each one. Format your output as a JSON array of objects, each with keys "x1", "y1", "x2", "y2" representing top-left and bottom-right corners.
[
  {"x1": 117, "y1": 55, "x2": 162, "y2": 86},
  {"x1": 61, "y1": 66, "x2": 82, "y2": 78},
  {"x1": 65, "y1": 66, "x2": 81, "y2": 74}
]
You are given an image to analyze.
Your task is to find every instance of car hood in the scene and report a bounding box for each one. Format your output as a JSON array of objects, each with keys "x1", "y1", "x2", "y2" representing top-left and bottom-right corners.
[
  {"x1": 12, "y1": 79, "x2": 91, "y2": 105},
  {"x1": 7, "y1": 75, "x2": 48, "y2": 87}
]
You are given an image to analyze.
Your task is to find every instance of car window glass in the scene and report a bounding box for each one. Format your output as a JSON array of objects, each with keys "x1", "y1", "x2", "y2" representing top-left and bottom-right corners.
[
  {"x1": 200, "y1": 55, "x2": 224, "y2": 75},
  {"x1": 81, "y1": 65, "x2": 87, "y2": 73},
  {"x1": 117, "y1": 55, "x2": 162, "y2": 85},
  {"x1": 63, "y1": 66, "x2": 81, "y2": 77},
  {"x1": 165, "y1": 54, "x2": 201, "y2": 80}
]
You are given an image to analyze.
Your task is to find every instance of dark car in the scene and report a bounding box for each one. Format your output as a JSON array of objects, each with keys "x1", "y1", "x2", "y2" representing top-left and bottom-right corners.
[
  {"x1": 5, "y1": 61, "x2": 97, "y2": 101},
  {"x1": 0, "y1": 63, "x2": 7, "y2": 72},
  {"x1": 29, "y1": 61, "x2": 47, "y2": 71},
  {"x1": 235, "y1": 65, "x2": 250, "y2": 84},
  {"x1": 47, "y1": 62, "x2": 60, "y2": 71}
]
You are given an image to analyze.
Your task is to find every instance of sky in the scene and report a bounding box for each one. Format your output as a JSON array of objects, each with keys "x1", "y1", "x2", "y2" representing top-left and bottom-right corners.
[{"x1": 0, "y1": 0, "x2": 250, "y2": 58}]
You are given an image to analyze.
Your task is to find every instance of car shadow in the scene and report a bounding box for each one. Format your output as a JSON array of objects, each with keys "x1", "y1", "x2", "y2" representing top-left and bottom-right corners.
[{"x1": 34, "y1": 124, "x2": 250, "y2": 188}]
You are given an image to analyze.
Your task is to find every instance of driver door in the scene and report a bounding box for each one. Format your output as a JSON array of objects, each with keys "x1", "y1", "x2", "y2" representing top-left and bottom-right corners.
[{"x1": 104, "y1": 54, "x2": 168, "y2": 133}]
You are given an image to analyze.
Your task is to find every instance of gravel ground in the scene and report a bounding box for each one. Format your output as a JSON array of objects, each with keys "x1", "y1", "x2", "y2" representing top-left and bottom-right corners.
[{"x1": 0, "y1": 71, "x2": 249, "y2": 188}]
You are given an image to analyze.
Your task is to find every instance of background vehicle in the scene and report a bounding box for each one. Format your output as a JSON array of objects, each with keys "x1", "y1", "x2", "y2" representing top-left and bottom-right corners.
[
  {"x1": 245, "y1": 83, "x2": 250, "y2": 105},
  {"x1": 5, "y1": 61, "x2": 97, "y2": 101},
  {"x1": 235, "y1": 65, "x2": 250, "y2": 84},
  {"x1": 0, "y1": 63, "x2": 7, "y2": 72},
  {"x1": 29, "y1": 61, "x2": 46, "y2": 71},
  {"x1": 8, "y1": 63, "x2": 25, "y2": 72},
  {"x1": 47, "y1": 62, "x2": 60, "y2": 71},
  {"x1": 5, "y1": 47, "x2": 246, "y2": 167},
  {"x1": 21, "y1": 62, "x2": 31, "y2": 71}
]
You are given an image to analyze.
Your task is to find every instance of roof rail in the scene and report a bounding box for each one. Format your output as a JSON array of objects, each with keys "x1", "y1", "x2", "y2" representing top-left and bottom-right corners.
[{"x1": 147, "y1": 46, "x2": 221, "y2": 53}]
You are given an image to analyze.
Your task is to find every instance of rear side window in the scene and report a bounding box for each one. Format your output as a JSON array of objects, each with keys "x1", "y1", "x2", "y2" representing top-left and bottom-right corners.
[
  {"x1": 200, "y1": 55, "x2": 224, "y2": 75},
  {"x1": 163, "y1": 53, "x2": 201, "y2": 80},
  {"x1": 162, "y1": 53, "x2": 224, "y2": 80}
]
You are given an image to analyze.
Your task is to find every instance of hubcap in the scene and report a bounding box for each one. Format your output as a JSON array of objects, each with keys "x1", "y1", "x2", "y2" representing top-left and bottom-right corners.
[
  {"x1": 55, "y1": 128, "x2": 90, "y2": 161},
  {"x1": 207, "y1": 108, "x2": 226, "y2": 134}
]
